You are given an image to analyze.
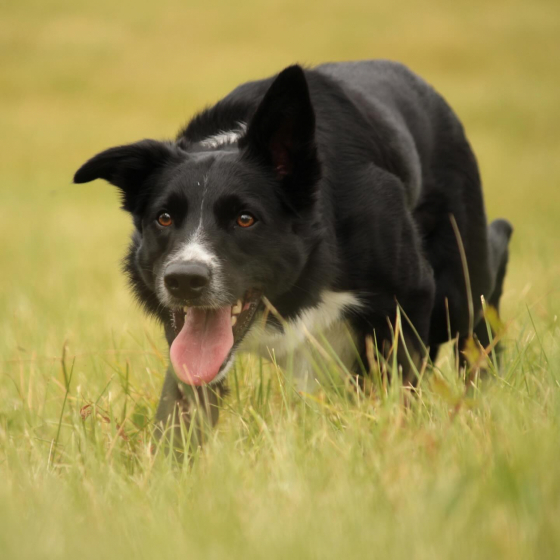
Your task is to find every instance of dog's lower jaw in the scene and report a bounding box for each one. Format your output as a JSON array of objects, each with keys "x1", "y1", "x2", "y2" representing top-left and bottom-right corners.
[{"x1": 207, "y1": 353, "x2": 235, "y2": 385}]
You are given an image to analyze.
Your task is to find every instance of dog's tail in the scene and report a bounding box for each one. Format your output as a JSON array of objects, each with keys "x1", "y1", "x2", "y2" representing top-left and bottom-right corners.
[{"x1": 487, "y1": 218, "x2": 513, "y2": 310}]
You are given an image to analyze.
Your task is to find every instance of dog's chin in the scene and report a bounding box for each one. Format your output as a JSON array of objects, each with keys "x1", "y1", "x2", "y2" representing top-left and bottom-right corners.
[{"x1": 168, "y1": 289, "x2": 262, "y2": 386}]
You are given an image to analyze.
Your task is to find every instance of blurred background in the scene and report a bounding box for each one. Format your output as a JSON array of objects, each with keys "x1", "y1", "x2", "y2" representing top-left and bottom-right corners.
[{"x1": 1, "y1": 0, "x2": 559, "y2": 389}]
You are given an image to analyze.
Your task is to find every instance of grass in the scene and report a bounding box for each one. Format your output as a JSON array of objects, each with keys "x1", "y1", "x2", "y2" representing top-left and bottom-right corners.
[{"x1": 1, "y1": 0, "x2": 560, "y2": 558}]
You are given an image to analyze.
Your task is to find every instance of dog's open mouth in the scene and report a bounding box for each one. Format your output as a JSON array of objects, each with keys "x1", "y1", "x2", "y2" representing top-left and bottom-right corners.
[{"x1": 169, "y1": 289, "x2": 262, "y2": 386}]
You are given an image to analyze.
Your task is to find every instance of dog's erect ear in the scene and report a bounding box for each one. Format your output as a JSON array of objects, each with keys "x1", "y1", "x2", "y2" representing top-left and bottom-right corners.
[
  {"x1": 73, "y1": 140, "x2": 180, "y2": 213},
  {"x1": 240, "y1": 65, "x2": 321, "y2": 207}
]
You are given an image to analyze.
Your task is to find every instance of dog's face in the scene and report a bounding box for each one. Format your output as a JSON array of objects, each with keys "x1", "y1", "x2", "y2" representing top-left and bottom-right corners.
[{"x1": 74, "y1": 66, "x2": 322, "y2": 386}]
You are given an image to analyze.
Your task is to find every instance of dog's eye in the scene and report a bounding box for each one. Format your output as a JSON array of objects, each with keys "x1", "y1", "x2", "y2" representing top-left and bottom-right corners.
[
  {"x1": 236, "y1": 213, "x2": 256, "y2": 228},
  {"x1": 157, "y1": 212, "x2": 173, "y2": 227}
]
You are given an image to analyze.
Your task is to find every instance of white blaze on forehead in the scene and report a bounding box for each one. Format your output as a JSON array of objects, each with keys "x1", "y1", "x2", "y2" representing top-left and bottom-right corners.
[{"x1": 173, "y1": 175, "x2": 216, "y2": 266}]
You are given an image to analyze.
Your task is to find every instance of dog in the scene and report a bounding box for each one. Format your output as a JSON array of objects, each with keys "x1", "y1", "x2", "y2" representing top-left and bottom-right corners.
[{"x1": 74, "y1": 60, "x2": 512, "y2": 447}]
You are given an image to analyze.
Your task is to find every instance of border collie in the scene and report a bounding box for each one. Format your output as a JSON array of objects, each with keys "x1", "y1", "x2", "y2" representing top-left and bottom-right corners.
[{"x1": 74, "y1": 60, "x2": 512, "y2": 443}]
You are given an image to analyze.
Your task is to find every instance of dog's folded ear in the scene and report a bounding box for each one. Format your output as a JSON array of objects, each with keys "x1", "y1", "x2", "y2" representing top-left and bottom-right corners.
[
  {"x1": 240, "y1": 65, "x2": 321, "y2": 208},
  {"x1": 73, "y1": 140, "x2": 181, "y2": 213}
]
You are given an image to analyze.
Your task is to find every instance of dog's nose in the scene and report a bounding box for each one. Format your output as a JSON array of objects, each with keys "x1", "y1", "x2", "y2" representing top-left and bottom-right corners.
[{"x1": 164, "y1": 262, "x2": 210, "y2": 300}]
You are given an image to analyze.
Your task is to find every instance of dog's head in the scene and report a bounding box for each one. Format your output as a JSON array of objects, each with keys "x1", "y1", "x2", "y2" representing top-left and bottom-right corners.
[{"x1": 74, "y1": 66, "x2": 323, "y2": 386}]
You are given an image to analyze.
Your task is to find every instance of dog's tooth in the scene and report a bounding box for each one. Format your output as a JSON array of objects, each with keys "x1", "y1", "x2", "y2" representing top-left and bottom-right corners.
[
  {"x1": 183, "y1": 306, "x2": 188, "y2": 313},
  {"x1": 231, "y1": 315, "x2": 237, "y2": 327},
  {"x1": 232, "y1": 300, "x2": 242, "y2": 315}
]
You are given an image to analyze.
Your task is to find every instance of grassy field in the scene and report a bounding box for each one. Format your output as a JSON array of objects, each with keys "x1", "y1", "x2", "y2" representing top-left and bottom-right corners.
[{"x1": 2, "y1": 0, "x2": 560, "y2": 558}]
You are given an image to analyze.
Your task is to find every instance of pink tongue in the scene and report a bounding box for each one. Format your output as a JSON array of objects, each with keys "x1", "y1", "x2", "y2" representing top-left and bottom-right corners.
[{"x1": 170, "y1": 307, "x2": 233, "y2": 386}]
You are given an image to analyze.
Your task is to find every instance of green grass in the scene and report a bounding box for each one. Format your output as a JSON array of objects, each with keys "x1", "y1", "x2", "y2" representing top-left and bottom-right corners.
[{"x1": 2, "y1": 0, "x2": 560, "y2": 558}]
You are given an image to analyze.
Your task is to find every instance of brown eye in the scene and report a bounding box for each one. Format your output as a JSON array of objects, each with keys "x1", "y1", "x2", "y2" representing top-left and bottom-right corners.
[
  {"x1": 236, "y1": 213, "x2": 255, "y2": 228},
  {"x1": 157, "y1": 212, "x2": 173, "y2": 227}
]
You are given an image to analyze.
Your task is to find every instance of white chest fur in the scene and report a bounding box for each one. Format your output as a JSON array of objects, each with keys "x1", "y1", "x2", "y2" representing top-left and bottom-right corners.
[{"x1": 241, "y1": 291, "x2": 362, "y2": 391}]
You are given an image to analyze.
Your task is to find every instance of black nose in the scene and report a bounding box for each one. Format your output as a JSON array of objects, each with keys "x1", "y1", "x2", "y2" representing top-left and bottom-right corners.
[{"x1": 164, "y1": 262, "x2": 210, "y2": 300}]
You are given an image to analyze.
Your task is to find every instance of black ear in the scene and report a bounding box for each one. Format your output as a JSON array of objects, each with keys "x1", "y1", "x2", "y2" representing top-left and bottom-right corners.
[
  {"x1": 240, "y1": 65, "x2": 321, "y2": 208},
  {"x1": 73, "y1": 140, "x2": 180, "y2": 213}
]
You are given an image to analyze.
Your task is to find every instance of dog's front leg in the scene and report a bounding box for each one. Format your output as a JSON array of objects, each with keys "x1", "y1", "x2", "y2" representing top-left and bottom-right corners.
[{"x1": 154, "y1": 366, "x2": 223, "y2": 455}]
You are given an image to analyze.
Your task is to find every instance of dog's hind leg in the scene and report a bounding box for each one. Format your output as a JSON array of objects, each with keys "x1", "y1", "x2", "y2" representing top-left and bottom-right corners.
[
  {"x1": 457, "y1": 218, "x2": 513, "y2": 369},
  {"x1": 471, "y1": 219, "x2": 513, "y2": 350}
]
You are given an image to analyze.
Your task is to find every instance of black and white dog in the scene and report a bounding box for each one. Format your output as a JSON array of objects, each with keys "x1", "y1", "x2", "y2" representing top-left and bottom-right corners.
[{"x1": 75, "y1": 60, "x2": 512, "y2": 440}]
